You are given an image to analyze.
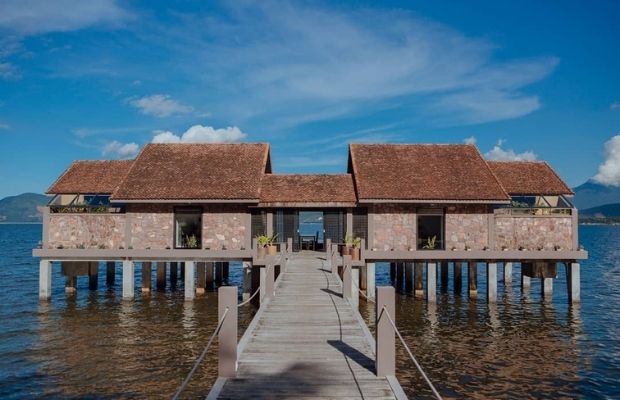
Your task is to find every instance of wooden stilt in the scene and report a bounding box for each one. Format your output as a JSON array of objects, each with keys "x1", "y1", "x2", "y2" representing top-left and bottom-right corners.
[
  {"x1": 141, "y1": 262, "x2": 152, "y2": 293},
  {"x1": 88, "y1": 262, "x2": 98, "y2": 290},
  {"x1": 215, "y1": 262, "x2": 223, "y2": 284},
  {"x1": 196, "y1": 262, "x2": 206, "y2": 295},
  {"x1": 170, "y1": 261, "x2": 178, "y2": 288},
  {"x1": 396, "y1": 263, "x2": 404, "y2": 290},
  {"x1": 440, "y1": 261, "x2": 449, "y2": 289},
  {"x1": 206, "y1": 262, "x2": 214, "y2": 288},
  {"x1": 106, "y1": 261, "x2": 115, "y2": 286},
  {"x1": 223, "y1": 262, "x2": 230, "y2": 282},
  {"x1": 404, "y1": 263, "x2": 413, "y2": 292},
  {"x1": 156, "y1": 262, "x2": 166, "y2": 290},
  {"x1": 468, "y1": 261, "x2": 477, "y2": 298},
  {"x1": 65, "y1": 275, "x2": 77, "y2": 294},
  {"x1": 453, "y1": 262, "x2": 462, "y2": 294},
  {"x1": 414, "y1": 262, "x2": 423, "y2": 298}
]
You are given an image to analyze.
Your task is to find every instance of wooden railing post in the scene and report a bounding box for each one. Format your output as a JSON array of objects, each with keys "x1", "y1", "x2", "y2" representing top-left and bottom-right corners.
[
  {"x1": 376, "y1": 286, "x2": 395, "y2": 377},
  {"x1": 287, "y1": 238, "x2": 293, "y2": 253},
  {"x1": 343, "y1": 255, "x2": 352, "y2": 299},
  {"x1": 266, "y1": 259, "x2": 275, "y2": 300},
  {"x1": 325, "y1": 238, "x2": 331, "y2": 254},
  {"x1": 218, "y1": 286, "x2": 237, "y2": 378}
]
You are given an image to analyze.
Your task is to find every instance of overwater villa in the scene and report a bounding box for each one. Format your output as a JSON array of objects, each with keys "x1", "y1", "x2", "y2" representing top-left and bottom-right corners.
[{"x1": 34, "y1": 143, "x2": 586, "y2": 303}]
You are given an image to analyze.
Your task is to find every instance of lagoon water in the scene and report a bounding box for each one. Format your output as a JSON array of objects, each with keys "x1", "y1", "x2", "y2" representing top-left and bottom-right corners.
[{"x1": 0, "y1": 224, "x2": 618, "y2": 399}]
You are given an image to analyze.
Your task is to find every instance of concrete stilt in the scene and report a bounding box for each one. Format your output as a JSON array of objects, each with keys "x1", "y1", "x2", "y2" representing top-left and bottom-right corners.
[
  {"x1": 39, "y1": 260, "x2": 52, "y2": 301},
  {"x1": 468, "y1": 261, "x2": 477, "y2": 298},
  {"x1": 88, "y1": 262, "x2": 98, "y2": 290},
  {"x1": 487, "y1": 262, "x2": 497, "y2": 303},
  {"x1": 414, "y1": 262, "x2": 423, "y2": 298},
  {"x1": 141, "y1": 262, "x2": 152, "y2": 293},
  {"x1": 440, "y1": 262, "x2": 449, "y2": 289},
  {"x1": 504, "y1": 262, "x2": 513, "y2": 284},
  {"x1": 404, "y1": 263, "x2": 413, "y2": 293},
  {"x1": 156, "y1": 262, "x2": 166, "y2": 290},
  {"x1": 223, "y1": 262, "x2": 229, "y2": 282},
  {"x1": 184, "y1": 261, "x2": 196, "y2": 300},
  {"x1": 242, "y1": 261, "x2": 252, "y2": 300},
  {"x1": 122, "y1": 259, "x2": 134, "y2": 300},
  {"x1": 106, "y1": 261, "x2": 115, "y2": 287},
  {"x1": 65, "y1": 275, "x2": 77, "y2": 295},
  {"x1": 453, "y1": 262, "x2": 462, "y2": 294},
  {"x1": 206, "y1": 262, "x2": 214, "y2": 288},
  {"x1": 426, "y1": 262, "x2": 437, "y2": 302},
  {"x1": 396, "y1": 263, "x2": 404, "y2": 290},
  {"x1": 196, "y1": 262, "x2": 206, "y2": 295},
  {"x1": 215, "y1": 262, "x2": 223, "y2": 284},
  {"x1": 389, "y1": 263, "x2": 396, "y2": 283},
  {"x1": 170, "y1": 262, "x2": 178, "y2": 287},
  {"x1": 365, "y1": 262, "x2": 376, "y2": 300},
  {"x1": 351, "y1": 267, "x2": 359, "y2": 309},
  {"x1": 567, "y1": 262, "x2": 580, "y2": 303},
  {"x1": 541, "y1": 277, "x2": 553, "y2": 301}
]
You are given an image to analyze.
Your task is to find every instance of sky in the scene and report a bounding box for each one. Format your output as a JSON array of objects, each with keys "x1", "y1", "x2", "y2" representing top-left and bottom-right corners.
[{"x1": 0, "y1": 0, "x2": 619, "y2": 198}]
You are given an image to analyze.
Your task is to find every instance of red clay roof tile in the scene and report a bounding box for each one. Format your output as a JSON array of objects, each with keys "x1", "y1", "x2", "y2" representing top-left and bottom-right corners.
[
  {"x1": 111, "y1": 143, "x2": 269, "y2": 200},
  {"x1": 349, "y1": 144, "x2": 510, "y2": 201},
  {"x1": 259, "y1": 174, "x2": 356, "y2": 206},
  {"x1": 487, "y1": 161, "x2": 574, "y2": 195},
  {"x1": 47, "y1": 160, "x2": 133, "y2": 194}
]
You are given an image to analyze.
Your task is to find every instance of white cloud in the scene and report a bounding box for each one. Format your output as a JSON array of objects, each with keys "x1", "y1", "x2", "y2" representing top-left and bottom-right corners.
[
  {"x1": 0, "y1": 123, "x2": 9, "y2": 130},
  {"x1": 593, "y1": 134, "x2": 620, "y2": 187},
  {"x1": 484, "y1": 140, "x2": 537, "y2": 161},
  {"x1": 0, "y1": 62, "x2": 19, "y2": 79},
  {"x1": 129, "y1": 94, "x2": 193, "y2": 118},
  {"x1": 102, "y1": 140, "x2": 139, "y2": 159},
  {"x1": 610, "y1": 102, "x2": 620, "y2": 110},
  {"x1": 153, "y1": 2, "x2": 558, "y2": 127},
  {"x1": 152, "y1": 125, "x2": 247, "y2": 144},
  {"x1": 463, "y1": 136, "x2": 477, "y2": 145},
  {"x1": 0, "y1": 0, "x2": 130, "y2": 35}
]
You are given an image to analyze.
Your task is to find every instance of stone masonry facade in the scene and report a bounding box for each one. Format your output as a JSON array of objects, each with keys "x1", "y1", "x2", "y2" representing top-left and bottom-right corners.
[
  {"x1": 372, "y1": 204, "x2": 417, "y2": 251},
  {"x1": 495, "y1": 216, "x2": 573, "y2": 250},
  {"x1": 201, "y1": 205, "x2": 248, "y2": 250},
  {"x1": 445, "y1": 205, "x2": 490, "y2": 250},
  {"x1": 128, "y1": 204, "x2": 173, "y2": 249},
  {"x1": 48, "y1": 214, "x2": 126, "y2": 249}
]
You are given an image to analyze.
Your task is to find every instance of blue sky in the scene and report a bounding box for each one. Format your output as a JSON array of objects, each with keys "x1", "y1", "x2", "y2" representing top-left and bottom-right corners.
[{"x1": 0, "y1": 0, "x2": 619, "y2": 198}]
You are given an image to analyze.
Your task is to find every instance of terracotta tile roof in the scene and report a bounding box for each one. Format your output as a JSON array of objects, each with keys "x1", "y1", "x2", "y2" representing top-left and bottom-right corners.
[
  {"x1": 111, "y1": 143, "x2": 270, "y2": 200},
  {"x1": 349, "y1": 144, "x2": 510, "y2": 202},
  {"x1": 487, "y1": 161, "x2": 574, "y2": 195},
  {"x1": 47, "y1": 160, "x2": 133, "y2": 194},
  {"x1": 259, "y1": 174, "x2": 356, "y2": 206}
]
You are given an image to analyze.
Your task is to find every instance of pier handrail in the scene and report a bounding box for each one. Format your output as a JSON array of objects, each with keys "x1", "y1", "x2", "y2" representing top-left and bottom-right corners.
[
  {"x1": 172, "y1": 307, "x2": 230, "y2": 400},
  {"x1": 379, "y1": 305, "x2": 443, "y2": 400}
]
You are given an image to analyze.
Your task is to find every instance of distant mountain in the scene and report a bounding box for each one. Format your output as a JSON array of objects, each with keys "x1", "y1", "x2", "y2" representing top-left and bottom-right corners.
[
  {"x1": 0, "y1": 193, "x2": 49, "y2": 223},
  {"x1": 580, "y1": 203, "x2": 620, "y2": 217},
  {"x1": 571, "y1": 180, "x2": 620, "y2": 210}
]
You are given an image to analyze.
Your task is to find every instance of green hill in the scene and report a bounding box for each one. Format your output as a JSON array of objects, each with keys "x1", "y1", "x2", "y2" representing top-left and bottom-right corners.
[
  {"x1": 0, "y1": 193, "x2": 50, "y2": 223},
  {"x1": 581, "y1": 203, "x2": 620, "y2": 217}
]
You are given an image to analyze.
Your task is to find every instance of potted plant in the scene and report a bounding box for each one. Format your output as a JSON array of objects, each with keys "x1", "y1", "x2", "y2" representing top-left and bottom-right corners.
[
  {"x1": 422, "y1": 236, "x2": 437, "y2": 250},
  {"x1": 256, "y1": 234, "x2": 270, "y2": 258},
  {"x1": 342, "y1": 233, "x2": 353, "y2": 256},
  {"x1": 351, "y1": 237, "x2": 362, "y2": 260},
  {"x1": 185, "y1": 234, "x2": 199, "y2": 249},
  {"x1": 267, "y1": 233, "x2": 279, "y2": 255}
]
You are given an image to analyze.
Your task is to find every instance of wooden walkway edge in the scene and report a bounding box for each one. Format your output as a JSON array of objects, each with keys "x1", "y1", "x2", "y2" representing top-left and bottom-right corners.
[{"x1": 207, "y1": 254, "x2": 406, "y2": 399}]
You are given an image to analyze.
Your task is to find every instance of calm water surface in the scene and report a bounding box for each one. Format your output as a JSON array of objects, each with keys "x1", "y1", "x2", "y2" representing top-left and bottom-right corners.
[{"x1": 0, "y1": 224, "x2": 619, "y2": 399}]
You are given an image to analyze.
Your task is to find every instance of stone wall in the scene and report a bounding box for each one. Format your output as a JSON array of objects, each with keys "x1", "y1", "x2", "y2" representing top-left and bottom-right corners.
[
  {"x1": 495, "y1": 216, "x2": 573, "y2": 250},
  {"x1": 128, "y1": 204, "x2": 173, "y2": 249},
  {"x1": 48, "y1": 214, "x2": 126, "y2": 249},
  {"x1": 445, "y1": 205, "x2": 490, "y2": 250},
  {"x1": 202, "y1": 205, "x2": 248, "y2": 250},
  {"x1": 372, "y1": 204, "x2": 416, "y2": 251}
]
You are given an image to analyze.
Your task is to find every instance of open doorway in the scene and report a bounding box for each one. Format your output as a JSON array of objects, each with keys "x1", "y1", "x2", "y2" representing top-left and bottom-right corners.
[{"x1": 298, "y1": 211, "x2": 324, "y2": 251}]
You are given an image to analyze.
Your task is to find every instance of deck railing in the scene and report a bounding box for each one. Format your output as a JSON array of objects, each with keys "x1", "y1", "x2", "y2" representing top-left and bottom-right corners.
[{"x1": 495, "y1": 207, "x2": 572, "y2": 216}]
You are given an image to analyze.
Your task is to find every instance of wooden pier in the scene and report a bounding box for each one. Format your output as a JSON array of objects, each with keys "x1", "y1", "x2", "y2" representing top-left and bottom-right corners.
[{"x1": 208, "y1": 254, "x2": 405, "y2": 399}]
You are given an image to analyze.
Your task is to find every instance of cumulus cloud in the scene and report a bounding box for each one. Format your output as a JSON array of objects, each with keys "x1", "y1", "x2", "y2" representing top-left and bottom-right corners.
[
  {"x1": 102, "y1": 140, "x2": 139, "y2": 159},
  {"x1": 0, "y1": 0, "x2": 130, "y2": 35},
  {"x1": 463, "y1": 136, "x2": 477, "y2": 145},
  {"x1": 151, "y1": 125, "x2": 247, "y2": 143},
  {"x1": 593, "y1": 134, "x2": 620, "y2": 187},
  {"x1": 128, "y1": 94, "x2": 193, "y2": 117},
  {"x1": 484, "y1": 140, "x2": 537, "y2": 161}
]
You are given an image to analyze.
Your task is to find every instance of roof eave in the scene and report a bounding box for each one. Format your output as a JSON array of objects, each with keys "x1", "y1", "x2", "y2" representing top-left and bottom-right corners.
[{"x1": 358, "y1": 198, "x2": 511, "y2": 204}]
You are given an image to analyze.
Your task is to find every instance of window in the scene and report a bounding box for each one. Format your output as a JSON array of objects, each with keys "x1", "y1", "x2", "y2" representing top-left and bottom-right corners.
[
  {"x1": 417, "y1": 209, "x2": 444, "y2": 250},
  {"x1": 175, "y1": 208, "x2": 202, "y2": 249}
]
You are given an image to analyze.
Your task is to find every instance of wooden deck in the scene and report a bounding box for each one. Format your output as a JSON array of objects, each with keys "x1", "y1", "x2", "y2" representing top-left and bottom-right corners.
[{"x1": 209, "y1": 254, "x2": 405, "y2": 399}]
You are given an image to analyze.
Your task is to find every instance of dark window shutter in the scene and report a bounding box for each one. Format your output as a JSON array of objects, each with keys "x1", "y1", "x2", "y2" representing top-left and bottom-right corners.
[
  {"x1": 352, "y1": 208, "x2": 368, "y2": 246},
  {"x1": 251, "y1": 210, "x2": 266, "y2": 239},
  {"x1": 324, "y1": 210, "x2": 345, "y2": 245}
]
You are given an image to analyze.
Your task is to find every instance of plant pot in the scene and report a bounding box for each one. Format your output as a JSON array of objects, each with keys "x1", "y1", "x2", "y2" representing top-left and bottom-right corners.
[
  {"x1": 351, "y1": 247, "x2": 360, "y2": 261},
  {"x1": 267, "y1": 244, "x2": 278, "y2": 255},
  {"x1": 257, "y1": 246, "x2": 266, "y2": 259},
  {"x1": 341, "y1": 246, "x2": 351, "y2": 256}
]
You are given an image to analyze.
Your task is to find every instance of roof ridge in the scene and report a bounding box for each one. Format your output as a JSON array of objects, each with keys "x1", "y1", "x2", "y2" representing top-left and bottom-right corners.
[
  {"x1": 111, "y1": 145, "x2": 149, "y2": 199},
  {"x1": 542, "y1": 161, "x2": 574, "y2": 195},
  {"x1": 472, "y1": 146, "x2": 511, "y2": 200}
]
